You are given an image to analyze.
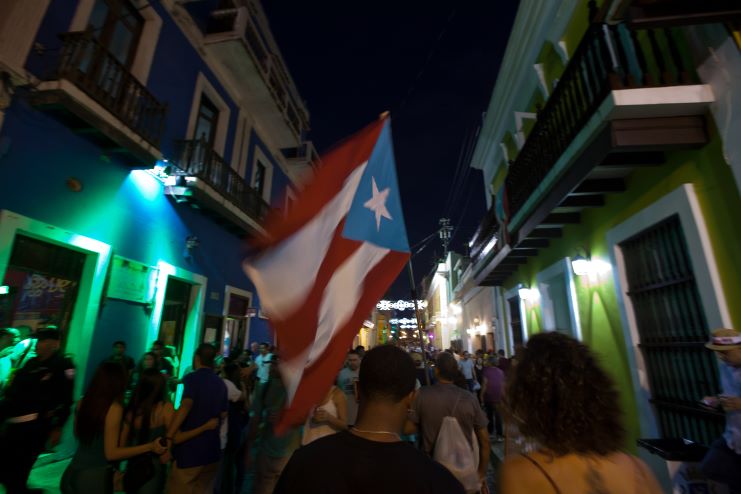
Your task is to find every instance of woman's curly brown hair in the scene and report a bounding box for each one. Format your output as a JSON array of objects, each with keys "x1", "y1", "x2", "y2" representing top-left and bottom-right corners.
[{"x1": 506, "y1": 332, "x2": 625, "y2": 456}]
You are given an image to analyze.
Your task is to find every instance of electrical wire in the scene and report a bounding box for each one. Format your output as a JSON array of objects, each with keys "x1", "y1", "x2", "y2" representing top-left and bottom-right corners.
[
  {"x1": 441, "y1": 128, "x2": 472, "y2": 219},
  {"x1": 443, "y1": 126, "x2": 476, "y2": 220},
  {"x1": 393, "y1": 6, "x2": 457, "y2": 113}
]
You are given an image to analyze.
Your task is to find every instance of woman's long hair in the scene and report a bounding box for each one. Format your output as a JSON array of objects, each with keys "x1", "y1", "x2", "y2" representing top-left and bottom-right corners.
[
  {"x1": 137, "y1": 352, "x2": 158, "y2": 373},
  {"x1": 126, "y1": 368, "x2": 167, "y2": 444},
  {"x1": 76, "y1": 362, "x2": 128, "y2": 444},
  {"x1": 223, "y1": 362, "x2": 242, "y2": 390},
  {"x1": 506, "y1": 332, "x2": 626, "y2": 456}
]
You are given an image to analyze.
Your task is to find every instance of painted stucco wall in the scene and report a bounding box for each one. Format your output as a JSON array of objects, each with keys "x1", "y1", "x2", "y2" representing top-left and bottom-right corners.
[
  {"x1": 502, "y1": 124, "x2": 741, "y2": 452},
  {"x1": 0, "y1": 100, "x2": 275, "y2": 379},
  {"x1": 0, "y1": 0, "x2": 300, "y2": 377}
]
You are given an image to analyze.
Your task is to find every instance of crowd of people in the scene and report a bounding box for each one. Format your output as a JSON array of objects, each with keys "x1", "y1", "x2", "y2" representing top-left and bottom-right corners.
[{"x1": 1, "y1": 322, "x2": 740, "y2": 493}]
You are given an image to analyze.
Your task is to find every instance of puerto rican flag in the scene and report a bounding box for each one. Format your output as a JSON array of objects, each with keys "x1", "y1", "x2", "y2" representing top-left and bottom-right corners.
[{"x1": 243, "y1": 115, "x2": 410, "y2": 433}]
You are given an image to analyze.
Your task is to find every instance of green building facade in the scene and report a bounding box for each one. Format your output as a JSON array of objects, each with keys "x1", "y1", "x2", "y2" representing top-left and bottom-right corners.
[{"x1": 468, "y1": 0, "x2": 741, "y2": 487}]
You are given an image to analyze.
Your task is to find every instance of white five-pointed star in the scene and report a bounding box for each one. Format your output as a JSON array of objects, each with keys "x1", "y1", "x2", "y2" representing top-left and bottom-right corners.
[{"x1": 363, "y1": 177, "x2": 393, "y2": 231}]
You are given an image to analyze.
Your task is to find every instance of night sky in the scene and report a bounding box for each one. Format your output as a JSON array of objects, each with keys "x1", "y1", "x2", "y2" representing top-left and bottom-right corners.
[{"x1": 262, "y1": 2, "x2": 518, "y2": 298}]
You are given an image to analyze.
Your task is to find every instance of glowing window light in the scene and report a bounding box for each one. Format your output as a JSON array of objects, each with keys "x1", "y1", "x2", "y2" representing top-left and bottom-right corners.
[{"x1": 0, "y1": 285, "x2": 9, "y2": 295}]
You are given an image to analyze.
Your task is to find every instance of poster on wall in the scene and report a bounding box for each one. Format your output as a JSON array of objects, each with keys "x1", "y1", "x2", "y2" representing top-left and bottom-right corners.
[
  {"x1": 204, "y1": 327, "x2": 217, "y2": 344},
  {"x1": 0, "y1": 268, "x2": 79, "y2": 332},
  {"x1": 107, "y1": 256, "x2": 158, "y2": 304}
]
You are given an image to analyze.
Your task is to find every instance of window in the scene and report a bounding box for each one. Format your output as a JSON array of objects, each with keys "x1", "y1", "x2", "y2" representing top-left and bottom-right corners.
[
  {"x1": 620, "y1": 214, "x2": 723, "y2": 445},
  {"x1": 0, "y1": 235, "x2": 86, "y2": 350},
  {"x1": 536, "y1": 259, "x2": 580, "y2": 339},
  {"x1": 253, "y1": 161, "x2": 266, "y2": 196},
  {"x1": 87, "y1": 0, "x2": 143, "y2": 67},
  {"x1": 193, "y1": 94, "x2": 219, "y2": 146}
]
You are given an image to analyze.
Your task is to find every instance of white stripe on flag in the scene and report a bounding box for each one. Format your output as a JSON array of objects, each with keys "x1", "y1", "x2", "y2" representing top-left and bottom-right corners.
[
  {"x1": 243, "y1": 163, "x2": 367, "y2": 319},
  {"x1": 282, "y1": 242, "x2": 390, "y2": 404}
]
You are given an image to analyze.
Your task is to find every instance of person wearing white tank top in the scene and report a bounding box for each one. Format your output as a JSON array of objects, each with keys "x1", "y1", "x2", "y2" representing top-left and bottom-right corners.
[{"x1": 302, "y1": 386, "x2": 348, "y2": 445}]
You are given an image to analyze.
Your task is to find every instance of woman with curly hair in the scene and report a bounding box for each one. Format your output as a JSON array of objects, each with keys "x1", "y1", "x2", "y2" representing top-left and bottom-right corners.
[{"x1": 500, "y1": 332, "x2": 661, "y2": 493}]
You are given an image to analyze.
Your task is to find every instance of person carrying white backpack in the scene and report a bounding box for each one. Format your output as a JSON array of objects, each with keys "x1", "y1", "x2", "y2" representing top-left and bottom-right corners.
[{"x1": 408, "y1": 352, "x2": 490, "y2": 493}]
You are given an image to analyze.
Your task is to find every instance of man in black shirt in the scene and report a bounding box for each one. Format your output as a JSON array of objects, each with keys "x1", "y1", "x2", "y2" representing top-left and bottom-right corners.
[
  {"x1": 105, "y1": 340, "x2": 135, "y2": 377},
  {"x1": 0, "y1": 326, "x2": 75, "y2": 493},
  {"x1": 274, "y1": 345, "x2": 463, "y2": 494}
]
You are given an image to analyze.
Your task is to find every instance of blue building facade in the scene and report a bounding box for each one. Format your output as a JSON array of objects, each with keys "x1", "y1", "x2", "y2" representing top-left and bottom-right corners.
[{"x1": 0, "y1": 0, "x2": 318, "y2": 398}]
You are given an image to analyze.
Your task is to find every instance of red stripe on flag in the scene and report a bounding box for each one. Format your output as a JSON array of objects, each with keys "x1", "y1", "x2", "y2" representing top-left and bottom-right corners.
[
  {"x1": 252, "y1": 118, "x2": 387, "y2": 250},
  {"x1": 267, "y1": 220, "x2": 362, "y2": 348},
  {"x1": 274, "y1": 249, "x2": 410, "y2": 434}
]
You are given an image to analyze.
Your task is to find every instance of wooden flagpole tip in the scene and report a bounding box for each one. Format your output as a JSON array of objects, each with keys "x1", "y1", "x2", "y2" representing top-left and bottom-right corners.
[{"x1": 378, "y1": 111, "x2": 390, "y2": 120}]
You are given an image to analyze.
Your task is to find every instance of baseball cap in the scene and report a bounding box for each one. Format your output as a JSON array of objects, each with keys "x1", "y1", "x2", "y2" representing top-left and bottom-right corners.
[{"x1": 705, "y1": 328, "x2": 741, "y2": 351}]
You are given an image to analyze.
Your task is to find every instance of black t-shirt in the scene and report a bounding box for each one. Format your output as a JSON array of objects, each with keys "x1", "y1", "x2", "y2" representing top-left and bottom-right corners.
[{"x1": 274, "y1": 430, "x2": 464, "y2": 494}]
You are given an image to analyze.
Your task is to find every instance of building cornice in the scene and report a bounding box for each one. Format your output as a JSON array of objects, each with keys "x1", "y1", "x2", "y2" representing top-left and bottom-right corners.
[{"x1": 471, "y1": 0, "x2": 579, "y2": 179}]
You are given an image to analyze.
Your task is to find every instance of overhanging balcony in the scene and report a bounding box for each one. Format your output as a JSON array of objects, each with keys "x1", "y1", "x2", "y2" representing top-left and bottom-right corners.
[
  {"x1": 165, "y1": 138, "x2": 270, "y2": 235},
  {"x1": 202, "y1": 3, "x2": 309, "y2": 148},
  {"x1": 29, "y1": 31, "x2": 167, "y2": 166},
  {"x1": 281, "y1": 140, "x2": 321, "y2": 182},
  {"x1": 610, "y1": 0, "x2": 741, "y2": 27},
  {"x1": 472, "y1": 21, "x2": 713, "y2": 286}
]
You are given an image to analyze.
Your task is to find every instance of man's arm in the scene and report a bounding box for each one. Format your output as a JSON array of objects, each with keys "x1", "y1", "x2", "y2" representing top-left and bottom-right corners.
[
  {"x1": 166, "y1": 397, "x2": 193, "y2": 446},
  {"x1": 479, "y1": 377, "x2": 488, "y2": 404}
]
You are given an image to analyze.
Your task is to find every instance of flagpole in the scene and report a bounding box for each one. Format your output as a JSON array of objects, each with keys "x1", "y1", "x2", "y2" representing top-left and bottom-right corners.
[{"x1": 407, "y1": 260, "x2": 431, "y2": 386}]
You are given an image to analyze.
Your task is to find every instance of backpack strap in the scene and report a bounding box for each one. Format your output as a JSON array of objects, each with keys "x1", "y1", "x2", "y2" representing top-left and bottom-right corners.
[
  {"x1": 450, "y1": 393, "x2": 463, "y2": 416},
  {"x1": 521, "y1": 454, "x2": 561, "y2": 494}
]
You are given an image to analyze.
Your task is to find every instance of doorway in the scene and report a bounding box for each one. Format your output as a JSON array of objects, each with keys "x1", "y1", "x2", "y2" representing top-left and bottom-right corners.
[
  {"x1": 157, "y1": 277, "x2": 193, "y2": 365},
  {"x1": 507, "y1": 295, "x2": 524, "y2": 350},
  {"x1": 222, "y1": 287, "x2": 252, "y2": 357}
]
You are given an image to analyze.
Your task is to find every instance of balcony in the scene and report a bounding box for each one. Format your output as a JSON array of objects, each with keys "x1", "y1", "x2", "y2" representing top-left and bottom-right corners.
[
  {"x1": 166, "y1": 138, "x2": 270, "y2": 235},
  {"x1": 29, "y1": 31, "x2": 167, "y2": 166},
  {"x1": 610, "y1": 0, "x2": 741, "y2": 27},
  {"x1": 472, "y1": 21, "x2": 713, "y2": 286},
  {"x1": 281, "y1": 140, "x2": 321, "y2": 182},
  {"x1": 202, "y1": 3, "x2": 309, "y2": 148}
]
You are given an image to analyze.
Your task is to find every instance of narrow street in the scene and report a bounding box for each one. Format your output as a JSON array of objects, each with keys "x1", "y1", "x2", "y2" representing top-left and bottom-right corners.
[{"x1": 1, "y1": 0, "x2": 740, "y2": 492}]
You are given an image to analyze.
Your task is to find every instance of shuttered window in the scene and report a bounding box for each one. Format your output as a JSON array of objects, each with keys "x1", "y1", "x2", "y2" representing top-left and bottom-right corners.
[{"x1": 620, "y1": 214, "x2": 724, "y2": 445}]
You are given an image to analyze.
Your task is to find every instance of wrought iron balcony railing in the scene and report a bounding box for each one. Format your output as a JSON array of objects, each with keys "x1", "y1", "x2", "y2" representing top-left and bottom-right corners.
[
  {"x1": 174, "y1": 138, "x2": 270, "y2": 222},
  {"x1": 207, "y1": 5, "x2": 309, "y2": 140},
  {"x1": 470, "y1": 22, "x2": 699, "y2": 263},
  {"x1": 56, "y1": 31, "x2": 167, "y2": 147},
  {"x1": 505, "y1": 22, "x2": 697, "y2": 221}
]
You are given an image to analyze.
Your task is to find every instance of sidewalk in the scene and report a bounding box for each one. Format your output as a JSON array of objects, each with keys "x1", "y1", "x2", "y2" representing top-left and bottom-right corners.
[{"x1": 5, "y1": 455, "x2": 70, "y2": 494}]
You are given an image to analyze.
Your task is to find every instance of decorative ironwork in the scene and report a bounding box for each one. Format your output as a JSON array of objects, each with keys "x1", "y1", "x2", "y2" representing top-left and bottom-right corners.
[
  {"x1": 56, "y1": 31, "x2": 167, "y2": 147},
  {"x1": 504, "y1": 22, "x2": 698, "y2": 221},
  {"x1": 206, "y1": 6, "x2": 309, "y2": 139},
  {"x1": 470, "y1": 21, "x2": 700, "y2": 263},
  {"x1": 174, "y1": 138, "x2": 270, "y2": 222},
  {"x1": 620, "y1": 215, "x2": 723, "y2": 446}
]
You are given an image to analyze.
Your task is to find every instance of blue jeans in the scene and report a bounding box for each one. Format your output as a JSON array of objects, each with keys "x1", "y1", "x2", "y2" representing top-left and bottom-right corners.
[{"x1": 701, "y1": 437, "x2": 741, "y2": 493}]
